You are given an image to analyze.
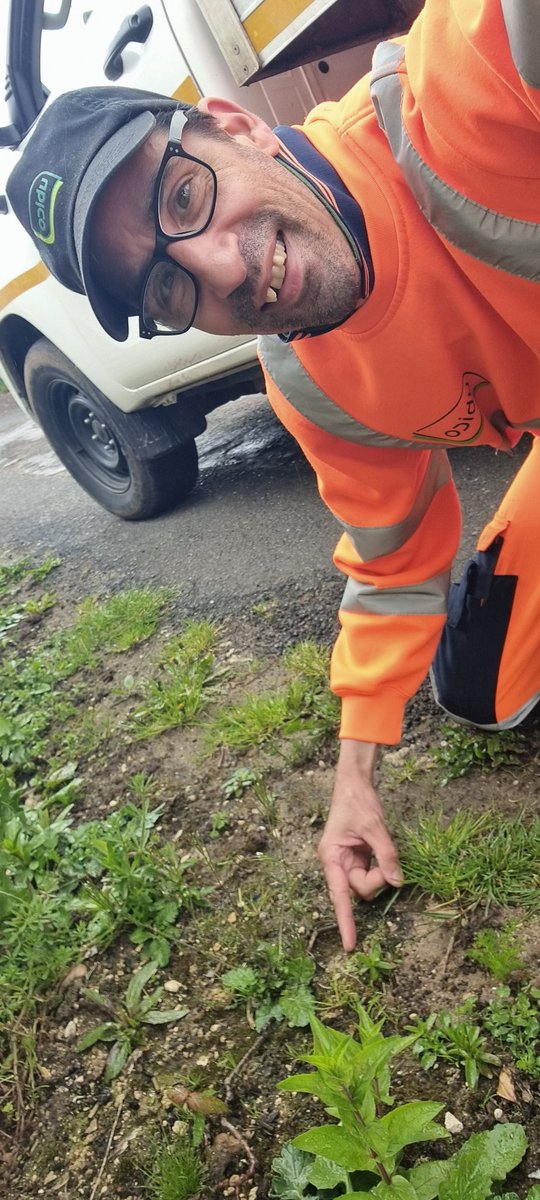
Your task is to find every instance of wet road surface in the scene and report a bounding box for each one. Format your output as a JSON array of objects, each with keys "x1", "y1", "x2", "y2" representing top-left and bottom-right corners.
[{"x1": 0, "y1": 387, "x2": 530, "y2": 612}]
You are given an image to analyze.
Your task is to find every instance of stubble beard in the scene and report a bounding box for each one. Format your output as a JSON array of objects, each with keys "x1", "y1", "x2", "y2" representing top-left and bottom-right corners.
[{"x1": 229, "y1": 212, "x2": 361, "y2": 335}]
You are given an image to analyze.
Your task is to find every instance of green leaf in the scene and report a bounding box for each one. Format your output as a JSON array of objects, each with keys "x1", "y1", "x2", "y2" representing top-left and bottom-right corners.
[
  {"x1": 280, "y1": 984, "x2": 315, "y2": 1027},
  {"x1": 278, "y1": 1071, "x2": 333, "y2": 1099},
  {"x1": 222, "y1": 965, "x2": 260, "y2": 997},
  {"x1": 407, "y1": 1159, "x2": 452, "y2": 1200},
  {"x1": 372, "y1": 1178, "x2": 419, "y2": 1198},
  {"x1": 439, "y1": 1124, "x2": 527, "y2": 1200},
  {"x1": 80, "y1": 987, "x2": 114, "y2": 1012},
  {"x1": 125, "y1": 959, "x2": 159, "y2": 1010},
  {"x1": 104, "y1": 1038, "x2": 131, "y2": 1082},
  {"x1": 293, "y1": 1125, "x2": 373, "y2": 1173},
  {"x1": 76, "y1": 1022, "x2": 118, "y2": 1051},
  {"x1": 269, "y1": 1143, "x2": 313, "y2": 1199},
  {"x1": 378, "y1": 1102, "x2": 447, "y2": 1157},
  {"x1": 141, "y1": 1007, "x2": 188, "y2": 1024},
  {"x1": 526, "y1": 1191, "x2": 540, "y2": 1200},
  {"x1": 308, "y1": 1155, "x2": 349, "y2": 1190}
]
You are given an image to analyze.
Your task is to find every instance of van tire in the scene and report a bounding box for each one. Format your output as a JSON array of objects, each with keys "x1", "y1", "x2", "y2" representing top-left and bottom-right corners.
[{"x1": 24, "y1": 338, "x2": 199, "y2": 520}]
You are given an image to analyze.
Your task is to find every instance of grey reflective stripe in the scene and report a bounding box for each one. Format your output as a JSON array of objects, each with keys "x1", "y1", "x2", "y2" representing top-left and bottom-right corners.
[
  {"x1": 341, "y1": 569, "x2": 449, "y2": 616},
  {"x1": 370, "y1": 43, "x2": 540, "y2": 282},
  {"x1": 258, "y1": 335, "x2": 424, "y2": 450},
  {"x1": 342, "y1": 449, "x2": 451, "y2": 562},
  {"x1": 501, "y1": 0, "x2": 540, "y2": 87},
  {"x1": 510, "y1": 417, "x2": 540, "y2": 430}
]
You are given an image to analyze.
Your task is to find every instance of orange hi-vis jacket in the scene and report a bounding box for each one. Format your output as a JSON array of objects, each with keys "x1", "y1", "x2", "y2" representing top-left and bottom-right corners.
[{"x1": 258, "y1": 0, "x2": 540, "y2": 747}]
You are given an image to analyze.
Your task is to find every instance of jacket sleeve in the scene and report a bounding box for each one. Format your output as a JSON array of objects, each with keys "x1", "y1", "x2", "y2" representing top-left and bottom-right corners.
[{"x1": 264, "y1": 372, "x2": 462, "y2": 745}]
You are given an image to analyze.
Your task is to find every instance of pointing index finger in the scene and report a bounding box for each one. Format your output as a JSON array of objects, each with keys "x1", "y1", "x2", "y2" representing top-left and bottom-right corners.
[{"x1": 323, "y1": 860, "x2": 357, "y2": 952}]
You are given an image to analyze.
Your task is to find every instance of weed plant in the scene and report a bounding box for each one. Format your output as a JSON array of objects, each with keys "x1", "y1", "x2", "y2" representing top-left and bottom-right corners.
[
  {"x1": 432, "y1": 724, "x2": 526, "y2": 784},
  {"x1": 0, "y1": 792, "x2": 206, "y2": 1119},
  {"x1": 398, "y1": 810, "x2": 540, "y2": 909},
  {"x1": 482, "y1": 985, "x2": 540, "y2": 1078},
  {"x1": 76, "y1": 960, "x2": 187, "y2": 1081},
  {"x1": 0, "y1": 586, "x2": 171, "y2": 778},
  {"x1": 222, "y1": 941, "x2": 316, "y2": 1031},
  {"x1": 466, "y1": 925, "x2": 527, "y2": 982},
  {"x1": 407, "y1": 1003, "x2": 500, "y2": 1088},
  {"x1": 146, "y1": 1135, "x2": 207, "y2": 1200},
  {"x1": 270, "y1": 1009, "x2": 533, "y2": 1198},
  {"x1": 206, "y1": 640, "x2": 339, "y2": 758},
  {"x1": 222, "y1": 766, "x2": 264, "y2": 799},
  {"x1": 128, "y1": 619, "x2": 223, "y2": 738}
]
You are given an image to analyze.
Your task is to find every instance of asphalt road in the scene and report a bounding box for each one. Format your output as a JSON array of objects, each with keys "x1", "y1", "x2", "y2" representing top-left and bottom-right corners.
[{"x1": 0, "y1": 387, "x2": 530, "y2": 614}]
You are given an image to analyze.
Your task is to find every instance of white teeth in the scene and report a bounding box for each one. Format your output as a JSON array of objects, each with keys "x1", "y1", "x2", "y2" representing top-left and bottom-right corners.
[{"x1": 264, "y1": 235, "x2": 286, "y2": 305}]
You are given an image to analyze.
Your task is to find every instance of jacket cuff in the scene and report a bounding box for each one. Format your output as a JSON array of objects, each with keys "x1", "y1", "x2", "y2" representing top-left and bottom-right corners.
[{"x1": 339, "y1": 690, "x2": 405, "y2": 745}]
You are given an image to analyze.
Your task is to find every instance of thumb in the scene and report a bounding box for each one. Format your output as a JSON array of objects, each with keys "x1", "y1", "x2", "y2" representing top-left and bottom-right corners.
[{"x1": 373, "y1": 828, "x2": 404, "y2": 887}]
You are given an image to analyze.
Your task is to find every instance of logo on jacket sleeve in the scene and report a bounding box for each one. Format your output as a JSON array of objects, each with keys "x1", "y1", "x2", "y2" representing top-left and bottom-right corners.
[
  {"x1": 28, "y1": 172, "x2": 63, "y2": 245},
  {"x1": 413, "y1": 373, "x2": 487, "y2": 443}
]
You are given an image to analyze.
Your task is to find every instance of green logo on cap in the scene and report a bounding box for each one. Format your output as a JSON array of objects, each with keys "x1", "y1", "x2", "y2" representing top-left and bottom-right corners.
[{"x1": 28, "y1": 172, "x2": 63, "y2": 244}]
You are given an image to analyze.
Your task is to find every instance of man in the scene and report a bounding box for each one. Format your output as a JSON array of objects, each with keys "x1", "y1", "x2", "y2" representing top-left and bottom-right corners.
[{"x1": 7, "y1": 0, "x2": 540, "y2": 950}]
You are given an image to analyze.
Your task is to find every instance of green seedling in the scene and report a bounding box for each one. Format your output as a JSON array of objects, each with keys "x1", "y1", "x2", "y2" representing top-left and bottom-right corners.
[
  {"x1": 252, "y1": 598, "x2": 278, "y2": 619},
  {"x1": 146, "y1": 1134, "x2": 207, "y2": 1200},
  {"x1": 466, "y1": 925, "x2": 527, "y2": 982},
  {"x1": 408, "y1": 1005, "x2": 500, "y2": 1088},
  {"x1": 349, "y1": 939, "x2": 399, "y2": 987},
  {"x1": 76, "y1": 960, "x2": 188, "y2": 1082},
  {"x1": 222, "y1": 941, "x2": 316, "y2": 1031},
  {"x1": 432, "y1": 723, "x2": 526, "y2": 784},
  {"x1": 209, "y1": 809, "x2": 230, "y2": 838},
  {"x1": 482, "y1": 985, "x2": 540, "y2": 1078},
  {"x1": 271, "y1": 1008, "x2": 529, "y2": 1197},
  {"x1": 222, "y1": 766, "x2": 264, "y2": 799}
]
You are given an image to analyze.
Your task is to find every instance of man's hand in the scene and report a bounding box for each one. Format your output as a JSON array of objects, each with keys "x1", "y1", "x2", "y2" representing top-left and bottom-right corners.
[{"x1": 318, "y1": 739, "x2": 403, "y2": 952}]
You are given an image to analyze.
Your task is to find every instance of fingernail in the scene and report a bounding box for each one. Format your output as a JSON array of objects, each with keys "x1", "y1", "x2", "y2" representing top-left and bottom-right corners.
[{"x1": 390, "y1": 873, "x2": 404, "y2": 886}]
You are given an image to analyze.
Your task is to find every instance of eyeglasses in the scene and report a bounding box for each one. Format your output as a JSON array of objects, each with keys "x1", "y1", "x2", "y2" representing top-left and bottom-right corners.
[{"x1": 139, "y1": 109, "x2": 217, "y2": 339}]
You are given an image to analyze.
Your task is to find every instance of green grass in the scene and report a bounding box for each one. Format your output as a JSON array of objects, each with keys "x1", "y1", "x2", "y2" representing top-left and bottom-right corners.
[
  {"x1": 128, "y1": 619, "x2": 223, "y2": 739},
  {"x1": 147, "y1": 1137, "x2": 207, "y2": 1200},
  {"x1": 398, "y1": 810, "x2": 540, "y2": 909},
  {"x1": 206, "y1": 640, "x2": 339, "y2": 757},
  {"x1": 0, "y1": 584, "x2": 172, "y2": 779}
]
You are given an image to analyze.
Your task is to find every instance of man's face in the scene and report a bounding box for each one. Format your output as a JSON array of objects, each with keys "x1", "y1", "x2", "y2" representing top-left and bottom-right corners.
[{"x1": 92, "y1": 103, "x2": 362, "y2": 338}]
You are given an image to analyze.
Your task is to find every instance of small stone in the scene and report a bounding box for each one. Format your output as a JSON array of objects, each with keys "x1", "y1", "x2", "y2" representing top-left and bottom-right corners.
[
  {"x1": 227, "y1": 912, "x2": 237, "y2": 924},
  {"x1": 493, "y1": 1107, "x2": 504, "y2": 1121},
  {"x1": 63, "y1": 1019, "x2": 78, "y2": 1041},
  {"x1": 164, "y1": 980, "x2": 181, "y2": 993},
  {"x1": 196, "y1": 1054, "x2": 210, "y2": 1067},
  {"x1": 444, "y1": 1112, "x2": 464, "y2": 1134}
]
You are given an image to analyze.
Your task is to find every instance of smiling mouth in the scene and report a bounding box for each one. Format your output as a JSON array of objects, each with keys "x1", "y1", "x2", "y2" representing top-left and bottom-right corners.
[{"x1": 264, "y1": 233, "x2": 287, "y2": 306}]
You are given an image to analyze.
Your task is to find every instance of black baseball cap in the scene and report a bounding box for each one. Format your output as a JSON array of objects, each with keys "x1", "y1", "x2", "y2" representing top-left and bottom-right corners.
[{"x1": 6, "y1": 87, "x2": 190, "y2": 341}]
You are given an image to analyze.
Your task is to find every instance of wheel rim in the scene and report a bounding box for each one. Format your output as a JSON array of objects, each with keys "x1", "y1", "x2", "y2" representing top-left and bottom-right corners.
[{"x1": 53, "y1": 383, "x2": 131, "y2": 494}]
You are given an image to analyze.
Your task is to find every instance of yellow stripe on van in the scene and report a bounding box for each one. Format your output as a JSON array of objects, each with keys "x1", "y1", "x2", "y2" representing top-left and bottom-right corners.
[
  {"x1": 244, "y1": 0, "x2": 319, "y2": 52},
  {"x1": 0, "y1": 262, "x2": 49, "y2": 313},
  {"x1": 172, "y1": 76, "x2": 201, "y2": 104}
]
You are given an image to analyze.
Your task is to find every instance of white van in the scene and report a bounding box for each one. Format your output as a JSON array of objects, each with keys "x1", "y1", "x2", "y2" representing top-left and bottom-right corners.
[{"x1": 0, "y1": 0, "x2": 418, "y2": 518}]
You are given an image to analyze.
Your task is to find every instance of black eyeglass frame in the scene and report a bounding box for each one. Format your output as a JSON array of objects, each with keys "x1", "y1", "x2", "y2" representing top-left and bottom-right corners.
[{"x1": 138, "y1": 108, "x2": 218, "y2": 340}]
